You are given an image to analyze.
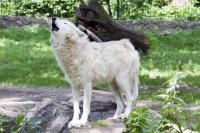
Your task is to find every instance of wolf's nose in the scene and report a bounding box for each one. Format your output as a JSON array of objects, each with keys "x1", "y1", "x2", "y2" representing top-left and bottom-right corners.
[{"x1": 52, "y1": 18, "x2": 57, "y2": 21}]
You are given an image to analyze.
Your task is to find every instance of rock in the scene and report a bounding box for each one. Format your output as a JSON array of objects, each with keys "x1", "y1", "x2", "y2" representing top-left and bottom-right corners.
[
  {"x1": 31, "y1": 95, "x2": 41, "y2": 102},
  {"x1": 25, "y1": 98, "x2": 117, "y2": 132},
  {"x1": 26, "y1": 98, "x2": 71, "y2": 133},
  {"x1": 116, "y1": 19, "x2": 200, "y2": 34},
  {"x1": 1, "y1": 15, "x2": 200, "y2": 35},
  {"x1": 149, "y1": 109, "x2": 162, "y2": 119},
  {"x1": 17, "y1": 20, "x2": 22, "y2": 26}
]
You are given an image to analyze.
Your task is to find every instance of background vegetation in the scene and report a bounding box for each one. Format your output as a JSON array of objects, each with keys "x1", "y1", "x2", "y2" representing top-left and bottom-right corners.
[{"x1": 0, "y1": 0, "x2": 200, "y2": 20}]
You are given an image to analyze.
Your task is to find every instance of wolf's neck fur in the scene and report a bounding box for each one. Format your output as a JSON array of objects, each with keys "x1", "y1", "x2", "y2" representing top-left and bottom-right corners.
[{"x1": 52, "y1": 35, "x2": 91, "y2": 77}]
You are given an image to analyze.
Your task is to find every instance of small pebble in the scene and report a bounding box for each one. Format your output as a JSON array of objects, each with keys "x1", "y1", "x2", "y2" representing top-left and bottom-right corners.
[{"x1": 88, "y1": 125, "x2": 92, "y2": 128}]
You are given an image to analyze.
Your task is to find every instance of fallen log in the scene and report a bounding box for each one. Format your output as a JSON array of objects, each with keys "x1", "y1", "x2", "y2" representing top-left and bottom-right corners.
[
  {"x1": 74, "y1": 0, "x2": 149, "y2": 52},
  {"x1": 78, "y1": 24, "x2": 102, "y2": 42}
]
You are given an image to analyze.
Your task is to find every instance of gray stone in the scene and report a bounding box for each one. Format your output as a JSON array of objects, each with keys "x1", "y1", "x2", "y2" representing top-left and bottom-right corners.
[
  {"x1": 1, "y1": 15, "x2": 200, "y2": 34},
  {"x1": 25, "y1": 98, "x2": 116, "y2": 132},
  {"x1": 149, "y1": 109, "x2": 162, "y2": 119},
  {"x1": 17, "y1": 20, "x2": 22, "y2": 26}
]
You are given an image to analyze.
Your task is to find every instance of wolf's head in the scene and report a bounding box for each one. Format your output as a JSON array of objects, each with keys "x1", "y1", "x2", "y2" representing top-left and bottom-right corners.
[
  {"x1": 50, "y1": 18, "x2": 87, "y2": 43},
  {"x1": 51, "y1": 18, "x2": 73, "y2": 39}
]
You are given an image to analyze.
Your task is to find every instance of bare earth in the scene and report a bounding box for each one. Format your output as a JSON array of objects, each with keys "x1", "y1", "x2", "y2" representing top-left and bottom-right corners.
[{"x1": 0, "y1": 85, "x2": 199, "y2": 133}]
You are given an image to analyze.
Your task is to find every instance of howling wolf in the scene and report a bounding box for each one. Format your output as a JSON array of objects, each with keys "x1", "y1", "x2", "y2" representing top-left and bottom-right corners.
[{"x1": 50, "y1": 18, "x2": 140, "y2": 128}]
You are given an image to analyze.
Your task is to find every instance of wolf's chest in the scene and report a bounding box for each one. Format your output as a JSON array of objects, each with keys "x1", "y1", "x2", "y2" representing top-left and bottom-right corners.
[{"x1": 56, "y1": 55, "x2": 78, "y2": 72}]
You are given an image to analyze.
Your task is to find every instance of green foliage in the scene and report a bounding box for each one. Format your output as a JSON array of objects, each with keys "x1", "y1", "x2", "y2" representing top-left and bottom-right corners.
[
  {"x1": 11, "y1": 104, "x2": 41, "y2": 133},
  {"x1": 149, "y1": 3, "x2": 200, "y2": 21},
  {"x1": 147, "y1": 34, "x2": 159, "y2": 49},
  {"x1": 109, "y1": 0, "x2": 200, "y2": 21},
  {"x1": 90, "y1": 120, "x2": 108, "y2": 127},
  {"x1": 157, "y1": 72, "x2": 188, "y2": 105},
  {"x1": 150, "y1": 0, "x2": 166, "y2": 6},
  {"x1": 0, "y1": 114, "x2": 9, "y2": 133},
  {"x1": 124, "y1": 107, "x2": 200, "y2": 132},
  {"x1": 157, "y1": 72, "x2": 200, "y2": 133},
  {"x1": 123, "y1": 108, "x2": 172, "y2": 132},
  {"x1": 124, "y1": 73, "x2": 200, "y2": 132},
  {"x1": 1, "y1": 0, "x2": 200, "y2": 21},
  {"x1": 1, "y1": 0, "x2": 83, "y2": 18},
  {"x1": 123, "y1": 108, "x2": 154, "y2": 132}
]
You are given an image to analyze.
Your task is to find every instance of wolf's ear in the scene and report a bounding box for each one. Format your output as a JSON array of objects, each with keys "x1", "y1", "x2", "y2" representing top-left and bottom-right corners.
[{"x1": 76, "y1": 30, "x2": 86, "y2": 38}]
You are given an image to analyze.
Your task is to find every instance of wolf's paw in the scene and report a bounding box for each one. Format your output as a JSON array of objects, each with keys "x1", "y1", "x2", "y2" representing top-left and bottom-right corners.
[
  {"x1": 68, "y1": 119, "x2": 80, "y2": 128},
  {"x1": 119, "y1": 114, "x2": 127, "y2": 119},
  {"x1": 119, "y1": 113, "x2": 130, "y2": 119},
  {"x1": 77, "y1": 118, "x2": 87, "y2": 127}
]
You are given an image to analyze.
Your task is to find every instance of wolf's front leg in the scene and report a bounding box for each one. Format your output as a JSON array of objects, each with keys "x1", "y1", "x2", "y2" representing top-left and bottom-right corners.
[
  {"x1": 68, "y1": 84, "x2": 80, "y2": 128},
  {"x1": 78, "y1": 82, "x2": 92, "y2": 127}
]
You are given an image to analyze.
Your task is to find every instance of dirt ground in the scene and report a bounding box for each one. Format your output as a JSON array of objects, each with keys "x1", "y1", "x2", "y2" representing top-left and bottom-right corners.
[{"x1": 0, "y1": 85, "x2": 199, "y2": 133}]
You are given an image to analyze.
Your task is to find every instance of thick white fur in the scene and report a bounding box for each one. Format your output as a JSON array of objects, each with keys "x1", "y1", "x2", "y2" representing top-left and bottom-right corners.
[{"x1": 50, "y1": 19, "x2": 140, "y2": 128}]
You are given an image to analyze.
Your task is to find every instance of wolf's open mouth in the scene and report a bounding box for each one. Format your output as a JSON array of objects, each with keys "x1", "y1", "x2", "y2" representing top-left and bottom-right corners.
[{"x1": 51, "y1": 22, "x2": 59, "y2": 31}]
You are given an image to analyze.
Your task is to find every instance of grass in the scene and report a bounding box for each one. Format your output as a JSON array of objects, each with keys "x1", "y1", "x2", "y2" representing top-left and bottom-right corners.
[
  {"x1": 90, "y1": 120, "x2": 108, "y2": 127},
  {"x1": 140, "y1": 27, "x2": 200, "y2": 87},
  {"x1": 0, "y1": 22, "x2": 3, "y2": 30},
  {"x1": 0, "y1": 25, "x2": 200, "y2": 105},
  {"x1": 0, "y1": 26, "x2": 70, "y2": 87},
  {"x1": 138, "y1": 89, "x2": 200, "y2": 105}
]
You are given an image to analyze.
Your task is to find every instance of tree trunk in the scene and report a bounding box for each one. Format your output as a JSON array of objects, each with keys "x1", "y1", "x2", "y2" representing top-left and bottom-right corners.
[{"x1": 74, "y1": 0, "x2": 149, "y2": 53}]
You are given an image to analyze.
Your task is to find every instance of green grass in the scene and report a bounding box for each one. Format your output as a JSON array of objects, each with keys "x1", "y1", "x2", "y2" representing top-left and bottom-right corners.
[
  {"x1": 0, "y1": 26, "x2": 70, "y2": 87},
  {"x1": 0, "y1": 25, "x2": 200, "y2": 105},
  {"x1": 138, "y1": 90, "x2": 200, "y2": 105},
  {"x1": 0, "y1": 23, "x2": 3, "y2": 30},
  {"x1": 140, "y1": 27, "x2": 200, "y2": 87},
  {"x1": 90, "y1": 120, "x2": 108, "y2": 127}
]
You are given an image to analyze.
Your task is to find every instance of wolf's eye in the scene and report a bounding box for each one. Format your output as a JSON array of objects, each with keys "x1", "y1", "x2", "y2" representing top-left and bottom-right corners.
[{"x1": 64, "y1": 23, "x2": 67, "y2": 25}]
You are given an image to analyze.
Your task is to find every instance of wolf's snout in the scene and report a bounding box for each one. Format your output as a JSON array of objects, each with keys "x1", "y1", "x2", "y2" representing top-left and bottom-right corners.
[
  {"x1": 51, "y1": 17, "x2": 59, "y2": 32},
  {"x1": 52, "y1": 17, "x2": 56, "y2": 21},
  {"x1": 52, "y1": 17, "x2": 57, "y2": 24}
]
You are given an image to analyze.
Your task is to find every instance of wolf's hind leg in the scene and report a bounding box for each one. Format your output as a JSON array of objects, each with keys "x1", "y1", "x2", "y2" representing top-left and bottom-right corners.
[
  {"x1": 119, "y1": 90, "x2": 126, "y2": 107},
  {"x1": 107, "y1": 79, "x2": 124, "y2": 119},
  {"x1": 116, "y1": 75, "x2": 134, "y2": 119}
]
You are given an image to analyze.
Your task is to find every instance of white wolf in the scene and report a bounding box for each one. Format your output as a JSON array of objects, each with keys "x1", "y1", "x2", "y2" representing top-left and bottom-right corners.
[{"x1": 50, "y1": 18, "x2": 140, "y2": 128}]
